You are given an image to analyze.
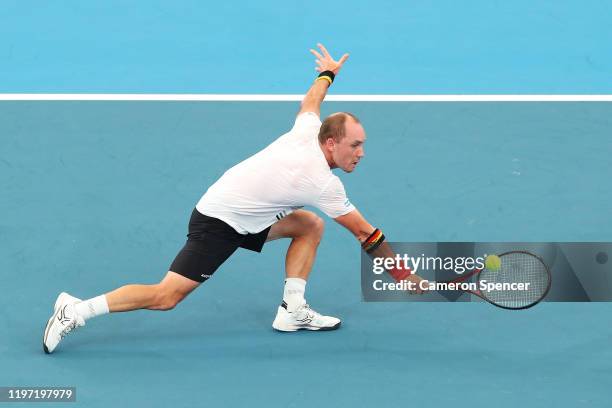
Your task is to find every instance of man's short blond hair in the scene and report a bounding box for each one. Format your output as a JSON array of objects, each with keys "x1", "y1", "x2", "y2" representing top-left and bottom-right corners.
[{"x1": 318, "y1": 112, "x2": 360, "y2": 144}]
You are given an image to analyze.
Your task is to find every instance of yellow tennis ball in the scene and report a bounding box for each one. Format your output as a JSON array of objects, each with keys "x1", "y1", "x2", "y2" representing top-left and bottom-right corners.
[{"x1": 485, "y1": 255, "x2": 502, "y2": 271}]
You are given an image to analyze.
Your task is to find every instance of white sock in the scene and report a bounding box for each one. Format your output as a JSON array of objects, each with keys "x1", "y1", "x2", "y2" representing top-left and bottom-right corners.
[
  {"x1": 283, "y1": 278, "x2": 307, "y2": 312},
  {"x1": 74, "y1": 295, "x2": 110, "y2": 321}
]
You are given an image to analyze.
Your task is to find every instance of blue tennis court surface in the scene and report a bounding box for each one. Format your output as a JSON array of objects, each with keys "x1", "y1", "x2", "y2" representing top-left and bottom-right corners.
[
  {"x1": 1, "y1": 102, "x2": 611, "y2": 406},
  {"x1": 2, "y1": 1, "x2": 612, "y2": 406},
  {"x1": 2, "y1": 1, "x2": 612, "y2": 94}
]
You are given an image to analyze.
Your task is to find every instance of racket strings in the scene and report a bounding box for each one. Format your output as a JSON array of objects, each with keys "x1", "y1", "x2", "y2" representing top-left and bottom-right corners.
[{"x1": 479, "y1": 252, "x2": 550, "y2": 309}]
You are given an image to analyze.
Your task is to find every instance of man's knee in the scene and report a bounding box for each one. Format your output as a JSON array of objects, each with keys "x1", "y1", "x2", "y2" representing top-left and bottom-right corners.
[
  {"x1": 151, "y1": 271, "x2": 200, "y2": 311},
  {"x1": 153, "y1": 285, "x2": 188, "y2": 311},
  {"x1": 302, "y1": 212, "x2": 324, "y2": 242}
]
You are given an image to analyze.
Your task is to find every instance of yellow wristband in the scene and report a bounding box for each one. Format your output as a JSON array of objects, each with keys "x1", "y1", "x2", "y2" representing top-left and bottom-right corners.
[{"x1": 315, "y1": 75, "x2": 333, "y2": 85}]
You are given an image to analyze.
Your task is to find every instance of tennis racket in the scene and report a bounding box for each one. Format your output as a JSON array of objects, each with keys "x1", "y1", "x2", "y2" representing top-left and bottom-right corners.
[{"x1": 434, "y1": 250, "x2": 552, "y2": 310}]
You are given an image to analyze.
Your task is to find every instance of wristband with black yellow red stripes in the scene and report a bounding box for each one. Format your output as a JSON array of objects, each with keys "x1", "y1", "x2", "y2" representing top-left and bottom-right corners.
[
  {"x1": 362, "y1": 228, "x2": 385, "y2": 253},
  {"x1": 362, "y1": 228, "x2": 413, "y2": 281},
  {"x1": 316, "y1": 70, "x2": 335, "y2": 85}
]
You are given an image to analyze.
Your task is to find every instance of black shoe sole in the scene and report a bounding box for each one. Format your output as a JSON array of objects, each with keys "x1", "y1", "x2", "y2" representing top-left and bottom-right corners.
[
  {"x1": 43, "y1": 306, "x2": 62, "y2": 354},
  {"x1": 273, "y1": 321, "x2": 341, "y2": 332},
  {"x1": 318, "y1": 321, "x2": 341, "y2": 331}
]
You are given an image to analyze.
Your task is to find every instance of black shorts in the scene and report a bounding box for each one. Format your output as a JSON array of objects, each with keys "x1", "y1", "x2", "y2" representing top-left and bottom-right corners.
[{"x1": 170, "y1": 208, "x2": 271, "y2": 283}]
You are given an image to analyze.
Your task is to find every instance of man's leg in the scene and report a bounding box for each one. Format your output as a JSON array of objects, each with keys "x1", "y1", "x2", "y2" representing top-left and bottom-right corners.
[
  {"x1": 266, "y1": 210, "x2": 340, "y2": 331},
  {"x1": 43, "y1": 272, "x2": 200, "y2": 353},
  {"x1": 266, "y1": 209, "x2": 325, "y2": 281},
  {"x1": 105, "y1": 271, "x2": 200, "y2": 312}
]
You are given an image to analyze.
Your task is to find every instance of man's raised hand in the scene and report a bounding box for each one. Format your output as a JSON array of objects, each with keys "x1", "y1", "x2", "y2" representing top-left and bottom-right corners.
[{"x1": 310, "y1": 43, "x2": 349, "y2": 75}]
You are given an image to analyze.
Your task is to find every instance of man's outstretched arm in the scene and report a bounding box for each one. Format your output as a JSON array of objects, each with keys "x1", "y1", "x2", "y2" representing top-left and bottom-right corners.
[
  {"x1": 335, "y1": 209, "x2": 428, "y2": 294},
  {"x1": 299, "y1": 43, "x2": 349, "y2": 117}
]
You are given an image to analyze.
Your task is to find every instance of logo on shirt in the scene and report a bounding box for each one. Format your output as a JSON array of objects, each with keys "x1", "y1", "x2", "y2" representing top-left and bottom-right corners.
[{"x1": 344, "y1": 199, "x2": 352, "y2": 208}]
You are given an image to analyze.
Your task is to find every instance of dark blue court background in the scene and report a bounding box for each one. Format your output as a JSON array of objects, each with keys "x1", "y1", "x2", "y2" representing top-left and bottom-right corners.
[{"x1": 1, "y1": 2, "x2": 612, "y2": 407}]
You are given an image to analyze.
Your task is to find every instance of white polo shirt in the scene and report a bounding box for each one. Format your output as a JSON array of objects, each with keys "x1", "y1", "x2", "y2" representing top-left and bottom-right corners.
[{"x1": 196, "y1": 112, "x2": 355, "y2": 234}]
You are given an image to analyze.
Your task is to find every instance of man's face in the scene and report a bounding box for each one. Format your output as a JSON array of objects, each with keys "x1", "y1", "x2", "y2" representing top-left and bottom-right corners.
[{"x1": 330, "y1": 120, "x2": 366, "y2": 173}]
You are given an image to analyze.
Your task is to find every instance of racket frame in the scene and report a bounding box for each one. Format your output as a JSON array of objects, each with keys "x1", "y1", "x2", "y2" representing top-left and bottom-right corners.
[{"x1": 443, "y1": 250, "x2": 552, "y2": 310}]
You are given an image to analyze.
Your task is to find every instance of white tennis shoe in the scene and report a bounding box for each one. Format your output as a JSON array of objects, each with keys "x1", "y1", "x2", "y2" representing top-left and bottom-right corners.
[
  {"x1": 272, "y1": 301, "x2": 341, "y2": 332},
  {"x1": 54, "y1": 292, "x2": 81, "y2": 312},
  {"x1": 43, "y1": 292, "x2": 85, "y2": 354}
]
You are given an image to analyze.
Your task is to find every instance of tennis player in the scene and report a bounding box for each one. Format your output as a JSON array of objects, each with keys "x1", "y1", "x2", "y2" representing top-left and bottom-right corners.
[{"x1": 43, "y1": 43, "x2": 425, "y2": 353}]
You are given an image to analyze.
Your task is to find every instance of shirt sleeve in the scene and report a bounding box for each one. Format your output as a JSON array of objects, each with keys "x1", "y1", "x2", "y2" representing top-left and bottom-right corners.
[
  {"x1": 315, "y1": 176, "x2": 356, "y2": 218},
  {"x1": 292, "y1": 112, "x2": 322, "y2": 134}
]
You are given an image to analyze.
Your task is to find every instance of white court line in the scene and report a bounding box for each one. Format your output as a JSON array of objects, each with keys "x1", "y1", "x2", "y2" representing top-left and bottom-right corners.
[{"x1": 0, "y1": 94, "x2": 611, "y2": 101}]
